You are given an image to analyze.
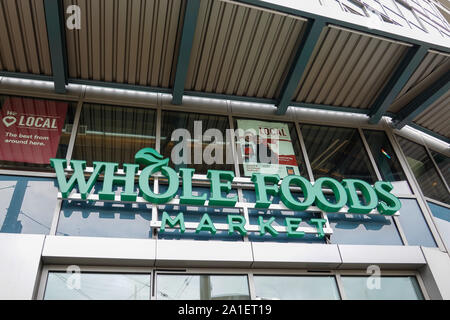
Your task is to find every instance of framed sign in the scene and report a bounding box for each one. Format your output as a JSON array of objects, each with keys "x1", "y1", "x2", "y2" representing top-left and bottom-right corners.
[
  {"x1": 236, "y1": 119, "x2": 300, "y2": 178},
  {"x1": 0, "y1": 97, "x2": 68, "y2": 164}
]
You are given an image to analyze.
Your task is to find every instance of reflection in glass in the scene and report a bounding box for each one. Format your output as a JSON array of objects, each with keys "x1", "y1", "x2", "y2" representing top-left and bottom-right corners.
[
  {"x1": 430, "y1": 150, "x2": 449, "y2": 186},
  {"x1": 57, "y1": 182, "x2": 152, "y2": 239},
  {"x1": 0, "y1": 95, "x2": 76, "y2": 170},
  {"x1": 428, "y1": 202, "x2": 450, "y2": 250},
  {"x1": 234, "y1": 118, "x2": 308, "y2": 178},
  {"x1": 396, "y1": 136, "x2": 449, "y2": 204},
  {"x1": 328, "y1": 213, "x2": 403, "y2": 245},
  {"x1": 242, "y1": 188, "x2": 281, "y2": 204},
  {"x1": 397, "y1": 199, "x2": 436, "y2": 247},
  {"x1": 71, "y1": 103, "x2": 156, "y2": 166},
  {"x1": 0, "y1": 175, "x2": 58, "y2": 234},
  {"x1": 300, "y1": 124, "x2": 377, "y2": 183},
  {"x1": 160, "y1": 111, "x2": 232, "y2": 174},
  {"x1": 247, "y1": 209, "x2": 325, "y2": 243},
  {"x1": 157, "y1": 184, "x2": 242, "y2": 240},
  {"x1": 44, "y1": 272, "x2": 151, "y2": 300},
  {"x1": 341, "y1": 276, "x2": 423, "y2": 300},
  {"x1": 363, "y1": 130, "x2": 410, "y2": 192},
  {"x1": 157, "y1": 203, "x2": 243, "y2": 241},
  {"x1": 253, "y1": 276, "x2": 340, "y2": 300},
  {"x1": 157, "y1": 275, "x2": 250, "y2": 300},
  {"x1": 58, "y1": 200, "x2": 152, "y2": 239}
]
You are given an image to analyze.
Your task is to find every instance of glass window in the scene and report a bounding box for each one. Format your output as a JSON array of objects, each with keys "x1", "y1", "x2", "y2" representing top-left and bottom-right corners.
[
  {"x1": 242, "y1": 188, "x2": 281, "y2": 204},
  {"x1": 397, "y1": 199, "x2": 436, "y2": 247},
  {"x1": 157, "y1": 184, "x2": 241, "y2": 241},
  {"x1": 235, "y1": 118, "x2": 308, "y2": 178},
  {"x1": 241, "y1": 188, "x2": 325, "y2": 243},
  {"x1": 157, "y1": 204, "x2": 243, "y2": 241},
  {"x1": 383, "y1": 0, "x2": 402, "y2": 15},
  {"x1": 253, "y1": 276, "x2": 340, "y2": 300},
  {"x1": 427, "y1": 202, "x2": 450, "y2": 250},
  {"x1": 343, "y1": 4, "x2": 366, "y2": 16},
  {"x1": 396, "y1": 136, "x2": 449, "y2": 204},
  {"x1": 247, "y1": 209, "x2": 326, "y2": 243},
  {"x1": 44, "y1": 272, "x2": 151, "y2": 300},
  {"x1": 0, "y1": 175, "x2": 58, "y2": 235},
  {"x1": 341, "y1": 0, "x2": 367, "y2": 15},
  {"x1": 395, "y1": 1, "x2": 417, "y2": 21},
  {"x1": 0, "y1": 95, "x2": 76, "y2": 170},
  {"x1": 341, "y1": 276, "x2": 423, "y2": 300},
  {"x1": 58, "y1": 200, "x2": 152, "y2": 239},
  {"x1": 430, "y1": 150, "x2": 449, "y2": 186},
  {"x1": 157, "y1": 274, "x2": 250, "y2": 300},
  {"x1": 301, "y1": 125, "x2": 378, "y2": 183},
  {"x1": 71, "y1": 103, "x2": 156, "y2": 167},
  {"x1": 160, "y1": 111, "x2": 232, "y2": 174},
  {"x1": 328, "y1": 213, "x2": 403, "y2": 245},
  {"x1": 363, "y1": 130, "x2": 410, "y2": 193},
  {"x1": 57, "y1": 181, "x2": 152, "y2": 239},
  {"x1": 364, "y1": 0, "x2": 384, "y2": 13}
]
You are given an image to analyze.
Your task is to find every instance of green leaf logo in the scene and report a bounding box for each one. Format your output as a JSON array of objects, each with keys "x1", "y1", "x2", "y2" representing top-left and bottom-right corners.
[{"x1": 135, "y1": 148, "x2": 169, "y2": 168}]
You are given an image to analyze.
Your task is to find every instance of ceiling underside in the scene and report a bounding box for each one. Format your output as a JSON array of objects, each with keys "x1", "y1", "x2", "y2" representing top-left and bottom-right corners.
[{"x1": 0, "y1": 0, "x2": 449, "y2": 141}]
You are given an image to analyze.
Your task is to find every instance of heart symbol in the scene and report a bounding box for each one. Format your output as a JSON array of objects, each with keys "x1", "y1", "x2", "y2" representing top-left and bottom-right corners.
[{"x1": 2, "y1": 115, "x2": 17, "y2": 128}]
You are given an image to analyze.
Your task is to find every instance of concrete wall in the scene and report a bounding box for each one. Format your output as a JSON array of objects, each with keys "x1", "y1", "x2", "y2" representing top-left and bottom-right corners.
[
  {"x1": 0, "y1": 234, "x2": 45, "y2": 300},
  {"x1": 1, "y1": 234, "x2": 449, "y2": 299},
  {"x1": 420, "y1": 247, "x2": 450, "y2": 300}
]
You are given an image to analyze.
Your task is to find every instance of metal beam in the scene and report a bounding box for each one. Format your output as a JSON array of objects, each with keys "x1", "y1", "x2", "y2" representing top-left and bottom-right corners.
[
  {"x1": 291, "y1": 102, "x2": 370, "y2": 115},
  {"x1": 0, "y1": 71, "x2": 54, "y2": 82},
  {"x1": 408, "y1": 123, "x2": 450, "y2": 144},
  {"x1": 44, "y1": 0, "x2": 68, "y2": 94},
  {"x1": 68, "y1": 78, "x2": 172, "y2": 94},
  {"x1": 184, "y1": 90, "x2": 277, "y2": 105},
  {"x1": 276, "y1": 18, "x2": 326, "y2": 115},
  {"x1": 393, "y1": 71, "x2": 450, "y2": 129},
  {"x1": 172, "y1": 0, "x2": 201, "y2": 105},
  {"x1": 368, "y1": 45, "x2": 428, "y2": 124}
]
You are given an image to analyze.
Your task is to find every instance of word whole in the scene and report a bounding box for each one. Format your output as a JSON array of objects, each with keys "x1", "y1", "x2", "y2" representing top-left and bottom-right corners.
[{"x1": 51, "y1": 148, "x2": 401, "y2": 238}]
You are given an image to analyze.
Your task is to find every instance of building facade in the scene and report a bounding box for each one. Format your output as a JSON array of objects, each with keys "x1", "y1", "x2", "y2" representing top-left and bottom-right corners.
[{"x1": 0, "y1": 0, "x2": 449, "y2": 300}]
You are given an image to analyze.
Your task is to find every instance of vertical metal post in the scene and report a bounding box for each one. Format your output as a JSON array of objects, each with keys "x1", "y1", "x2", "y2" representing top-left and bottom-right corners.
[{"x1": 44, "y1": 0, "x2": 69, "y2": 93}]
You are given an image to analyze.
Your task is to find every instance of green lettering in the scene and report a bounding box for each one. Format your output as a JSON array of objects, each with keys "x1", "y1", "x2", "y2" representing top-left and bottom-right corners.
[
  {"x1": 342, "y1": 179, "x2": 378, "y2": 214},
  {"x1": 99, "y1": 163, "x2": 139, "y2": 201},
  {"x1": 139, "y1": 166, "x2": 178, "y2": 204},
  {"x1": 374, "y1": 181, "x2": 402, "y2": 215},
  {"x1": 258, "y1": 216, "x2": 278, "y2": 237},
  {"x1": 179, "y1": 168, "x2": 207, "y2": 205},
  {"x1": 207, "y1": 170, "x2": 238, "y2": 206},
  {"x1": 160, "y1": 211, "x2": 185, "y2": 233},
  {"x1": 227, "y1": 215, "x2": 247, "y2": 236},
  {"x1": 310, "y1": 218, "x2": 327, "y2": 238},
  {"x1": 285, "y1": 217, "x2": 304, "y2": 238},
  {"x1": 280, "y1": 175, "x2": 315, "y2": 211},
  {"x1": 314, "y1": 177, "x2": 347, "y2": 212},
  {"x1": 196, "y1": 213, "x2": 216, "y2": 235},
  {"x1": 50, "y1": 158, "x2": 104, "y2": 199},
  {"x1": 136, "y1": 148, "x2": 179, "y2": 204},
  {"x1": 251, "y1": 173, "x2": 280, "y2": 208}
]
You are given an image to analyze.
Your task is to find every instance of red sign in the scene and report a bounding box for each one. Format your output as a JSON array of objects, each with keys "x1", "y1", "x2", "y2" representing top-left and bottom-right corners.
[{"x1": 0, "y1": 97, "x2": 68, "y2": 164}]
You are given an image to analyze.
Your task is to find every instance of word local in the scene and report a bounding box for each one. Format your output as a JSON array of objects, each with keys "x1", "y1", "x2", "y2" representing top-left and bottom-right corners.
[{"x1": 51, "y1": 148, "x2": 401, "y2": 238}]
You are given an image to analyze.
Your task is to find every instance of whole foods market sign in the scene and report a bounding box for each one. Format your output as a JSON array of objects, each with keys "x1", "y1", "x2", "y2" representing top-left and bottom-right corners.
[{"x1": 51, "y1": 148, "x2": 401, "y2": 238}]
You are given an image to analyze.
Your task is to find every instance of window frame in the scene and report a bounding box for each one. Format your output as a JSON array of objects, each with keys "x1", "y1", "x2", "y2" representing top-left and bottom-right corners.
[
  {"x1": 0, "y1": 87, "x2": 446, "y2": 251},
  {"x1": 37, "y1": 265, "x2": 154, "y2": 300},
  {"x1": 37, "y1": 265, "x2": 429, "y2": 300}
]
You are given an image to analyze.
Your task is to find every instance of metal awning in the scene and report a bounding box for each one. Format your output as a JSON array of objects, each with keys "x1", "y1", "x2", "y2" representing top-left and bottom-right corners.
[{"x1": 0, "y1": 0, "x2": 449, "y2": 142}]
